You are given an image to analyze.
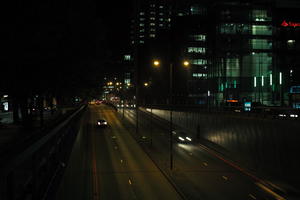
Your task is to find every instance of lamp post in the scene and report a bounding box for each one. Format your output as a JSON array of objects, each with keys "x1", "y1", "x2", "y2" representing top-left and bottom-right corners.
[{"x1": 153, "y1": 59, "x2": 189, "y2": 170}]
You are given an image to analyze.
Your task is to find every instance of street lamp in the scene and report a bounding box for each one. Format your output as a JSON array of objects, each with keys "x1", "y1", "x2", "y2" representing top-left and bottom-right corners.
[{"x1": 152, "y1": 59, "x2": 189, "y2": 170}]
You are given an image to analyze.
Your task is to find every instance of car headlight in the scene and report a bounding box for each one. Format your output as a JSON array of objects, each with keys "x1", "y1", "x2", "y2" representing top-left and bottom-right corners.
[
  {"x1": 178, "y1": 137, "x2": 185, "y2": 141},
  {"x1": 186, "y1": 137, "x2": 192, "y2": 141}
]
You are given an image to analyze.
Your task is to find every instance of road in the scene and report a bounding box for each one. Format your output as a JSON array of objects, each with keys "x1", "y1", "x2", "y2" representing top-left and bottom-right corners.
[
  {"x1": 121, "y1": 108, "x2": 280, "y2": 200},
  {"x1": 55, "y1": 105, "x2": 182, "y2": 200}
]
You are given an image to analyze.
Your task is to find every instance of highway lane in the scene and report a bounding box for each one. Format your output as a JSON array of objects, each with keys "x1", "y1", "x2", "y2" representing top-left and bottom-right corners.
[
  {"x1": 55, "y1": 104, "x2": 182, "y2": 200},
  {"x1": 122, "y1": 108, "x2": 276, "y2": 200}
]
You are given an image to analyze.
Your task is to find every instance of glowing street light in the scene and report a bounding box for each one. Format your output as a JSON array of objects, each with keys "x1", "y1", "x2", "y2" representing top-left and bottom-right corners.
[
  {"x1": 183, "y1": 60, "x2": 190, "y2": 67},
  {"x1": 144, "y1": 82, "x2": 149, "y2": 87},
  {"x1": 151, "y1": 58, "x2": 190, "y2": 170},
  {"x1": 153, "y1": 60, "x2": 160, "y2": 67}
]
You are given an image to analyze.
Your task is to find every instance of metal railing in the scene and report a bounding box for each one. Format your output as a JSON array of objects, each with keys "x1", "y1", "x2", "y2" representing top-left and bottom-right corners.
[{"x1": 0, "y1": 105, "x2": 86, "y2": 200}]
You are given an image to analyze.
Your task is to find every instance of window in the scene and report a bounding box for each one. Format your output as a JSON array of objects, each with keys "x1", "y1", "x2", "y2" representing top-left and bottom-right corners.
[
  {"x1": 159, "y1": 18, "x2": 163, "y2": 21},
  {"x1": 252, "y1": 25, "x2": 272, "y2": 35},
  {"x1": 191, "y1": 59, "x2": 207, "y2": 65},
  {"x1": 149, "y1": 34, "x2": 155, "y2": 38},
  {"x1": 139, "y1": 29, "x2": 145, "y2": 32},
  {"x1": 124, "y1": 55, "x2": 131, "y2": 61},
  {"x1": 191, "y1": 34, "x2": 206, "y2": 41},
  {"x1": 159, "y1": 5, "x2": 164, "y2": 9},
  {"x1": 139, "y1": 23, "x2": 144, "y2": 27},
  {"x1": 252, "y1": 10, "x2": 271, "y2": 22},
  {"x1": 139, "y1": 40, "x2": 144, "y2": 44},
  {"x1": 192, "y1": 73, "x2": 207, "y2": 78},
  {"x1": 139, "y1": 12, "x2": 145, "y2": 16},
  {"x1": 140, "y1": 18, "x2": 145, "y2": 21},
  {"x1": 150, "y1": 17, "x2": 155, "y2": 20},
  {"x1": 187, "y1": 47, "x2": 206, "y2": 54},
  {"x1": 190, "y1": 5, "x2": 207, "y2": 15},
  {"x1": 159, "y1": 24, "x2": 163, "y2": 27},
  {"x1": 150, "y1": 23, "x2": 155, "y2": 26},
  {"x1": 150, "y1": 28, "x2": 156, "y2": 32},
  {"x1": 251, "y1": 39, "x2": 272, "y2": 49}
]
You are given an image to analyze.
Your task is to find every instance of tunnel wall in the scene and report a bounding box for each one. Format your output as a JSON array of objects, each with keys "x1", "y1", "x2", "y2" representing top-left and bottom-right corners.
[{"x1": 148, "y1": 108, "x2": 300, "y2": 186}]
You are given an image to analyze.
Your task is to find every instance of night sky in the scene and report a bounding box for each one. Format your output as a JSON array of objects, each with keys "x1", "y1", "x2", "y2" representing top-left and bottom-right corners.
[{"x1": 0, "y1": 0, "x2": 134, "y2": 98}]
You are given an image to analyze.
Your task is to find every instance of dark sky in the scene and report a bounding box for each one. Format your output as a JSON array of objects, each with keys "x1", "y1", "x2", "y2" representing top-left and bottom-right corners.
[
  {"x1": 0, "y1": 1, "x2": 134, "y2": 95},
  {"x1": 1, "y1": 0, "x2": 133, "y2": 65}
]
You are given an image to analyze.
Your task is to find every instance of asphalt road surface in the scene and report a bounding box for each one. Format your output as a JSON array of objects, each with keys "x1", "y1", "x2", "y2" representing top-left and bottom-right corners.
[
  {"x1": 55, "y1": 105, "x2": 182, "y2": 200},
  {"x1": 121, "y1": 108, "x2": 281, "y2": 200}
]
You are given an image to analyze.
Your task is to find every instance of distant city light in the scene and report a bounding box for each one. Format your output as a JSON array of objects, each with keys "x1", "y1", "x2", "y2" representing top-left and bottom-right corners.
[
  {"x1": 254, "y1": 77, "x2": 257, "y2": 87},
  {"x1": 270, "y1": 74, "x2": 272, "y2": 86},
  {"x1": 262, "y1": 76, "x2": 264, "y2": 86},
  {"x1": 153, "y1": 60, "x2": 160, "y2": 67}
]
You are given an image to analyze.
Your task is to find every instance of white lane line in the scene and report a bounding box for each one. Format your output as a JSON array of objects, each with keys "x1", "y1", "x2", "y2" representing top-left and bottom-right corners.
[{"x1": 222, "y1": 176, "x2": 228, "y2": 181}]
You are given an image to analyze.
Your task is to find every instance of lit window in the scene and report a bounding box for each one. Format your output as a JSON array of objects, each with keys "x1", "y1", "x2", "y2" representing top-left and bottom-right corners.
[
  {"x1": 287, "y1": 40, "x2": 295, "y2": 43},
  {"x1": 159, "y1": 5, "x2": 164, "y2": 9},
  {"x1": 150, "y1": 23, "x2": 155, "y2": 26},
  {"x1": 149, "y1": 34, "x2": 155, "y2": 38},
  {"x1": 139, "y1": 35, "x2": 144, "y2": 38},
  {"x1": 159, "y1": 18, "x2": 163, "y2": 21},
  {"x1": 251, "y1": 39, "x2": 272, "y2": 49},
  {"x1": 150, "y1": 4, "x2": 155, "y2": 8},
  {"x1": 190, "y1": 34, "x2": 206, "y2": 41},
  {"x1": 252, "y1": 25, "x2": 272, "y2": 35},
  {"x1": 150, "y1": 11, "x2": 155, "y2": 15},
  {"x1": 159, "y1": 24, "x2": 163, "y2": 27},
  {"x1": 124, "y1": 55, "x2": 131, "y2": 61},
  {"x1": 140, "y1": 18, "x2": 145, "y2": 21},
  {"x1": 187, "y1": 47, "x2": 206, "y2": 54},
  {"x1": 150, "y1": 17, "x2": 155, "y2": 20},
  {"x1": 192, "y1": 73, "x2": 207, "y2": 78},
  {"x1": 150, "y1": 28, "x2": 156, "y2": 32},
  {"x1": 140, "y1": 12, "x2": 145, "y2": 15},
  {"x1": 191, "y1": 59, "x2": 207, "y2": 65},
  {"x1": 252, "y1": 10, "x2": 271, "y2": 22},
  {"x1": 139, "y1": 40, "x2": 144, "y2": 44},
  {"x1": 139, "y1": 23, "x2": 144, "y2": 27},
  {"x1": 159, "y1": 12, "x2": 164, "y2": 16}
]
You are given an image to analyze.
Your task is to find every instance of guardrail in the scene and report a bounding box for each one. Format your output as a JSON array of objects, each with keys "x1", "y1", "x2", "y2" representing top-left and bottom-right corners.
[{"x1": 0, "y1": 105, "x2": 86, "y2": 200}]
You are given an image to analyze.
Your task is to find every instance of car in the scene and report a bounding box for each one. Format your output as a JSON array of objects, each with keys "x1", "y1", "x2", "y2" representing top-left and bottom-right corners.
[
  {"x1": 97, "y1": 119, "x2": 108, "y2": 127},
  {"x1": 172, "y1": 130, "x2": 192, "y2": 143}
]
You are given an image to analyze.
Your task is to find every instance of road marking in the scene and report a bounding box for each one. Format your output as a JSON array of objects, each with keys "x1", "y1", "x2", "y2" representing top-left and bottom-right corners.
[
  {"x1": 128, "y1": 179, "x2": 132, "y2": 185},
  {"x1": 249, "y1": 194, "x2": 257, "y2": 199},
  {"x1": 203, "y1": 162, "x2": 208, "y2": 166},
  {"x1": 222, "y1": 176, "x2": 228, "y2": 181},
  {"x1": 255, "y1": 182, "x2": 286, "y2": 200},
  {"x1": 92, "y1": 134, "x2": 100, "y2": 200}
]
